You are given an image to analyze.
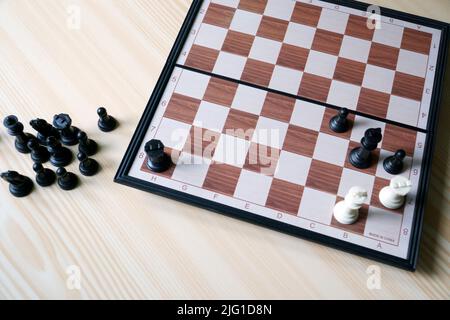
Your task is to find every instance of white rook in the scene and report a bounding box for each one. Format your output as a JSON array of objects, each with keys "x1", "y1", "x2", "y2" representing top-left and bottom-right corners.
[{"x1": 379, "y1": 176, "x2": 412, "y2": 209}]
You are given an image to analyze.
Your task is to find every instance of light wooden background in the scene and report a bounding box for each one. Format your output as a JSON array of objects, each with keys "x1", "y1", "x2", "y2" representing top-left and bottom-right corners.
[{"x1": 0, "y1": 0, "x2": 448, "y2": 300}]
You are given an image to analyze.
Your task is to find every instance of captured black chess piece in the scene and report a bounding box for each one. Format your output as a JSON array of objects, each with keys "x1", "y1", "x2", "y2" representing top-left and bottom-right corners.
[
  {"x1": 384, "y1": 149, "x2": 406, "y2": 175},
  {"x1": 53, "y1": 113, "x2": 80, "y2": 146},
  {"x1": 78, "y1": 131, "x2": 98, "y2": 156},
  {"x1": 329, "y1": 108, "x2": 350, "y2": 133},
  {"x1": 56, "y1": 167, "x2": 78, "y2": 191},
  {"x1": 3, "y1": 115, "x2": 36, "y2": 154},
  {"x1": 1, "y1": 171, "x2": 33, "y2": 197},
  {"x1": 33, "y1": 163, "x2": 56, "y2": 187},
  {"x1": 97, "y1": 107, "x2": 117, "y2": 132},
  {"x1": 78, "y1": 152, "x2": 99, "y2": 176},
  {"x1": 349, "y1": 128, "x2": 383, "y2": 169},
  {"x1": 30, "y1": 118, "x2": 60, "y2": 145},
  {"x1": 144, "y1": 139, "x2": 172, "y2": 173},
  {"x1": 28, "y1": 138, "x2": 50, "y2": 164},
  {"x1": 47, "y1": 136, "x2": 73, "y2": 167}
]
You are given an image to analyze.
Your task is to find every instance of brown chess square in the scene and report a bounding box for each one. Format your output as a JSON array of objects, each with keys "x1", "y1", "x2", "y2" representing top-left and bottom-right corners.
[
  {"x1": 277, "y1": 44, "x2": 309, "y2": 71},
  {"x1": 368, "y1": 43, "x2": 400, "y2": 70},
  {"x1": 306, "y1": 159, "x2": 343, "y2": 194},
  {"x1": 183, "y1": 126, "x2": 221, "y2": 159},
  {"x1": 283, "y1": 125, "x2": 319, "y2": 158},
  {"x1": 266, "y1": 179, "x2": 304, "y2": 215},
  {"x1": 333, "y1": 57, "x2": 366, "y2": 86},
  {"x1": 223, "y1": 109, "x2": 259, "y2": 140},
  {"x1": 164, "y1": 93, "x2": 201, "y2": 124},
  {"x1": 330, "y1": 197, "x2": 369, "y2": 235},
  {"x1": 185, "y1": 45, "x2": 219, "y2": 72},
  {"x1": 392, "y1": 72, "x2": 425, "y2": 101},
  {"x1": 261, "y1": 92, "x2": 296, "y2": 122},
  {"x1": 203, "y1": 3, "x2": 236, "y2": 28},
  {"x1": 203, "y1": 162, "x2": 242, "y2": 196},
  {"x1": 298, "y1": 73, "x2": 332, "y2": 102},
  {"x1": 344, "y1": 141, "x2": 380, "y2": 176},
  {"x1": 345, "y1": 15, "x2": 375, "y2": 41},
  {"x1": 241, "y1": 59, "x2": 275, "y2": 87},
  {"x1": 204, "y1": 77, "x2": 238, "y2": 107},
  {"x1": 244, "y1": 143, "x2": 280, "y2": 176},
  {"x1": 222, "y1": 30, "x2": 255, "y2": 57},
  {"x1": 382, "y1": 124, "x2": 417, "y2": 157},
  {"x1": 320, "y1": 108, "x2": 355, "y2": 140},
  {"x1": 140, "y1": 148, "x2": 180, "y2": 179},
  {"x1": 291, "y1": 2, "x2": 322, "y2": 27},
  {"x1": 238, "y1": 0, "x2": 267, "y2": 14},
  {"x1": 371, "y1": 177, "x2": 405, "y2": 214},
  {"x1": 312, "y1": 29, "x2": 343, "y2": 56},
  {"x1": 257, "y1": 16, "x2": 289, "y2": 42},
  {"x1": 401, "y1": 28, "x2": 433, "y2": 55},
  {"x1": 357, "y1": 88, "x2": 390, "y2": 119}
]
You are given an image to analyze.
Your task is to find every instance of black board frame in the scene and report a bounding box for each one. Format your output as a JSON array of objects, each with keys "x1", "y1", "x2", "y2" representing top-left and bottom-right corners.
[{"x1": 115, "y1": 0, "x2": 449, "y2": 270}]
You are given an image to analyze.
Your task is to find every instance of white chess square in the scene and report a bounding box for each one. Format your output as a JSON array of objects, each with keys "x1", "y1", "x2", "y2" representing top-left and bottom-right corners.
[
  {"x1": 234, "y1": 169, "x2": 273, "y2": 205},
  {"x1": 304, "y1": 50, "x2": 338, "y2": 79},
  {"x1": 317, "y1": 9, "x2": 349, "y2": 34},
  {"x1": 313, "y1": 133, "x2": 349, "y2": 166},
  {"x1": 252, "y1": 117, "x2": 289, "y2": 149},
  {"x1": 211, "y1": 0, "x2": 239, "y2": 8},
  {"x1": 263, "y1": 0, "x2": 296, "y2": 20},
  {"x1": 396, "y1": 49, "x2": 428, "y2": 78},
  {"x1": 298, "y1": 188, "x2": 336, "y2": 224},
  {"x1": 155, "y1": 118, "x2": 191, "y2": 151},
  {"x1": 373, "y1": 22, "x2": 404, "y2": 48},
  {"x1": 195, "y1": 23, "x2": 228, "y2": 50},
  {"x1": 269, "y1": 66, "x2": 303, "y2": 95},
  {"x1": 362, "y1": 65, "x2": 395, "y2": 94},
  {"x1": 175, "y1": 69, "x2": 210, "y2": 100},
  {"x1": 327, "y1": 80, "x2": 361, "y2": 110},
  {"x1": 172, "y1": 153, "x2": 211, "y2": 187},
  {"x1": 274, "y1": 151, "x2": 312, "y2": 186},
  {"x1": 364, "y1": 207, "x2": 403, "y2": 245},
  {"x1": 350, "y1": 115, "x2": 386, "y2": 144},
  {"x1": 339, "y1": 36, "x2": 371, "y2": 63},
  {"x1": 376, "y1": 149, "x2": 413, "y2": 180},
  {"x1": 212, "y1": 134, "x2": 251, "y2": 167},
  {"x1": 290, "y1": 100, "x2": 325, "y2": 132},
  {"x1": 231, "y1": 85, "x2": 267, "y2": 115},
  {"x1": 249, "y1": 37, "x2": 282, "y2": 64},
  {"x1": 230, "y1": 9, "x2": 262, "y2": 36},
  {"x1": 284, "y1": 22, "x2": 316, "y2": 49},
  {"x1": 213, "y1": 52, "x2": 247, "y2": 79},
  {"x1": 387, "y1": 95, "x2": 421, "y2": 127},
  {"x1": 194, "y1": 101, "x2": 230, "y2": 132},
  {"x1": 338, "y1": 168, "x2": 375, "y2": 204}
]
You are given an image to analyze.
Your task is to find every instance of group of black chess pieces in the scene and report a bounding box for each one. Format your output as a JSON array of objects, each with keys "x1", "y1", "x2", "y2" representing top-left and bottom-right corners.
[{"x1": 0, "y1": 108, "x2": 117, "y2": 197}]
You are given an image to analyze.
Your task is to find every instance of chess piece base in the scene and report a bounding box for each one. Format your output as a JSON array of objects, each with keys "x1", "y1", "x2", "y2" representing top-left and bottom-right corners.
[
  {"x1": 9, "y1": 177, "x2": 33, "y2": 197},
  {"x1": 146, "y1": 154, "x2": 171, "y2": 173},
  {"x1": 57, "y1": 173, "x2": 79, "y2": 191},
  {"x1": 60, "y1": 126, "x2": 80, "y2": 146},
  {"x1": 79, "y1": 140, "x2": 98, "y2": 156},
  {"x1": 15, "y1": 133, "x2": 35, "y2": 154},
  {"x1": 379, "y1": 186, "x2": 405, "y2": 209},
  {"x1": 36, "y1": 169, "x2": 56, "y2": 187},
  {"x1": 79, "y1": 159, "x2": 99, "y2": 176},
  {"x1": 333, "y1": 201, "x2": 359, "y2": 225},
  {"x1": 98, "y1": 117, "x2": 117, "y2": 132},
  {"x1": 349, "y1": 147, "x2": 372, "y2": 169},
  {"x1": 49, "y1": 149, "x2": 73, "y2": 167}
]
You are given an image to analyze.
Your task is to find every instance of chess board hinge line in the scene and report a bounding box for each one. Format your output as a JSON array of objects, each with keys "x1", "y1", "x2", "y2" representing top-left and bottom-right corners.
[{"x1": 176, "y1": 63, "x2": 428, "y2": 134}]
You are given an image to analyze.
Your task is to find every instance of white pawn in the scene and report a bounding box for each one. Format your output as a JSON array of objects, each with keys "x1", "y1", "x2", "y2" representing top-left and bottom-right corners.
[
  {"x1": 333, "y1": 186, "x2": 368, "y2": 225},
  {"x1": 379, "y1": 176, "x2": 412, "y2": 209}
]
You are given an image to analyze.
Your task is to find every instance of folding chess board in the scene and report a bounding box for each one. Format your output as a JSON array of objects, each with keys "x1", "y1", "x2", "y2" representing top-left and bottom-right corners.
[{"x1": 116, "y1": 0, "x2": 449, "y2": 270}]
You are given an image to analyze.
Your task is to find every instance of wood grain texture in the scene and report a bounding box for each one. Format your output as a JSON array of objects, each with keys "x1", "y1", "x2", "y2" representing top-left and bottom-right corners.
[{"x1": 0, "y1": 0, "x2": 449, "y2": 300}]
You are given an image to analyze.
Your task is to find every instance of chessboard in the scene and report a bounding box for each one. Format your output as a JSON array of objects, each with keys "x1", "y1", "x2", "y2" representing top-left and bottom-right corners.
[{"x1": 116, "y1": 0, "x2": 449, "y2": 270}]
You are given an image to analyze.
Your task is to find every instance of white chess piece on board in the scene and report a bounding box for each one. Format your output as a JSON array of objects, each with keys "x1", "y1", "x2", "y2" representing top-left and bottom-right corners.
[
  {"x1": 333, "y1": 186, "x2": 368, "y2": 225},
  {"x1": 379, "y1": 176, "x2": 412, "y2": 209}
]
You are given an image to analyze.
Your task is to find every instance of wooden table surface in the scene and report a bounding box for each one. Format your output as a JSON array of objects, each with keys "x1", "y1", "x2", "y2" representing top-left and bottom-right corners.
[{"x1": 0, "y1": 0, "x2": 449, "y2": 300}]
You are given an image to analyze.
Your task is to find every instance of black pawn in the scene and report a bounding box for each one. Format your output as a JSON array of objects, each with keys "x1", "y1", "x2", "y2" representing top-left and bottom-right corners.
[
  {"x1": 349, "y1": 128, "x2": 383, "y2": 169},
  {"x1": 53, "y1": 114, "x2": 80, "y2": 146},
  {"x1": 78, "y1": 152, "x2": 99, "y2": 176},
  {"x1": 28, "y1": 139, "x2": 50, "y2": 164},
  {"x1": 56, "y1": 167, "x2": 78, "y2": 191},
  {"x1": 383, "y1": 149, "x2": 406, "y2": 175},
  {"x1": 97, "y1": 107, "x2": 117, "y2": 132},
  {"x1": 33, "y1": 163, "x2": 56, "y2": 187},
  {"x1": 3, "y1": 115, "x2": 36, "y2": 154},
  {"x1": 1, "y1": 171, "x2": 33, "y2": 197},
  {"x1": 329, "y1": 108, "x2": 350, "y2": 133},
  {"x1": 30, "y1": 118, "x2": 60, "y2": 145},
  {"x1": 144, "y1": 139, "x2": 171, "y2": 173},
  {"x1": 47, "y1": 136, "x2": 73, "y2": 167},
  {"x1": 78, "y1": 131, "x2": 98, "y2": 156}
]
